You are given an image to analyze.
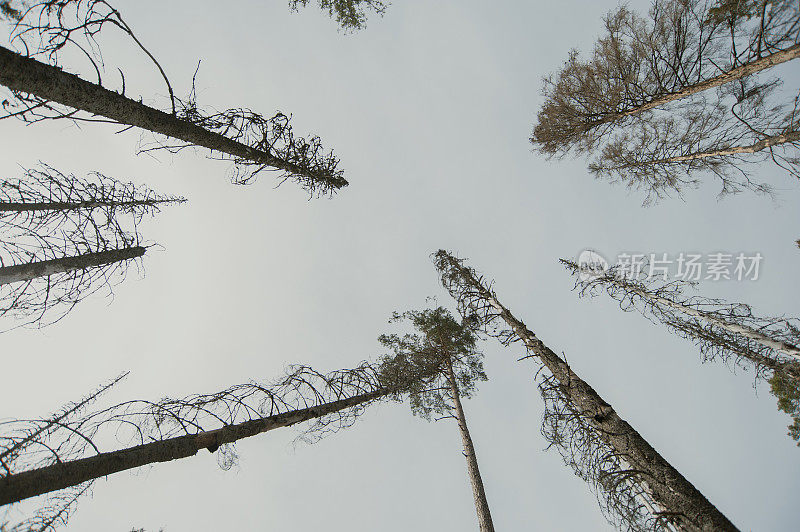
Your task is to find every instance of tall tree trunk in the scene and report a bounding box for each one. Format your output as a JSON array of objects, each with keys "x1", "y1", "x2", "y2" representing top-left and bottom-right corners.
[
  {"x1": 635, "y1": 288, "x2": 800, "y2": 362},
  {"x1": 0, "y1": 389, "x2": 388, "y2": 506},
  {"x1": 606, "y1": 131, "x2": 800, "y2": 170},
  {"x1": 592, "y1": 44, "x2": 800, "y2": 127},
  {"x1": 0, "y1": 247, "x2": 146, "y2": 285},
  {"x1": 0, "y1": 198, "x2": 176, "y2": 212},
  {"x1": 438, "y1": 255, "x2": 738, "y2": 531},
  {"x1": 0, "y1": 46, "x2": 345, "y2": 189},
  {"x1": 444, "y1": 356, "x2": 495, "y2": 532}
]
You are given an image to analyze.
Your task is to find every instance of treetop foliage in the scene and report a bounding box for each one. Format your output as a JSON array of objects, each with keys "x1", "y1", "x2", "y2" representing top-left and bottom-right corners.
[
  {"x1": 289, "y1": 0, "x2": 388, "y2": 32},
  {"x1": 707, "y1": 0, "x2": 786, "y2": 25},
  {"x1": 531, "y1": 0, "x2": 800, "y2": 158},
  {"x1": 770, "y1": 372, "x2": 800, "y2": 444},
  {"x1": 378, "y1": 307, "x2": 487, "y2": 420}
]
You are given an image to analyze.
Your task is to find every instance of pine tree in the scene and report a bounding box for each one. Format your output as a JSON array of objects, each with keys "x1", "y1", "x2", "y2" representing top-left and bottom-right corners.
[
  {"x1": 289, "y1": 0, "x2": 387, "y2": 31},
  {"x1": 0, "y1": 165, "x2": 184, "y2": 328},
  {"x1": 0, "y1": 363, "x2": 398, "y2": 508},
  {"x1": 0, "y1": 1, "x2": 346, "y2": 192},
  {"x1": 562, "y1": 258, "x2": 800, "y2": 445},
  {"x1": 0, "y1": 346, "x2": 463, "y2": 528},
  {"x1": 770, "y1": 373, "x2": 800, "y2": 443},
  {"x1": 378, "y1": 307, "x2": 495, "y2": 531},
  {"x1": 588, "y1": 82, "x2": 799, "y2": 201},
  {"x1": 532, "y1": 0, "x2": 800, "y2": 157},
  {"x1": 434, "y1": 250, "x2": 738, "y2": 531},
  {"x1": 0, "y1": 164, "x2": 185, "y2": 232}
]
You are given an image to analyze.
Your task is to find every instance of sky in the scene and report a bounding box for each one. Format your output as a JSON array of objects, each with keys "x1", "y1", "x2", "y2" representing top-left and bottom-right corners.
[{"x1": 1, "y1": 0, "x2": 799, "y2": 530}]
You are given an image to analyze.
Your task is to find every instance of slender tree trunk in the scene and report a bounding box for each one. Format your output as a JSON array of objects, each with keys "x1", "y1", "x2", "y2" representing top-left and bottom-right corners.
[
  {"x1": 440, "y1": 258, "x2": 738, "y2": 531},
  {"x1": 606, "y1": 131, "x2": 800, "y2": 170},
  {"x1": 0, "y1": 199, "x2": 176, "y2": 212},
  {"x1": 0, "y1": 46, "x2": 344, "y2": 188},
  {"x1": 0, "y1": 389, "x2": 388, "y2": 506},
  {"x1": 635, "y1": 288, "x2": 800, "y2": 362},
  {"x1": 443, "y1": 356, "x2": 495, "y2": 532},
  {"x1": 593, "y1": 44, "x2": 800, "y2": 126},
  {"x1": 0, "y1": 247, "x2": 145, "y2": 285}
]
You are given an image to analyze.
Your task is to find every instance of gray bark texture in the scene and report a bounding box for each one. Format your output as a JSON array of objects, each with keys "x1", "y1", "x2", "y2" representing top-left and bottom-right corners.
[
  {"x1": 614, "y1": 131, "x2": 800, "y2": 168},
  {"x1": 437, "y1": 254, "x2": 739, "y2": 531},
  {"x1": 0, "y1": 390, "x2": 385, "y2": 506},
  {"x1": 634, "y1": 288, "x2": 800, "y2": 363},
  {"x1": 444, "y1": 356, "x2": 495, "y2": 532},
  {"x1": 0, "y1": 199, "x2": 172, "y2": 212},
  {"x1": 0, "y1": 247, "x2": 146, "y2": 285},
  {"x1": 0, "y1": 45, "x2": 330, "y2": 182}
]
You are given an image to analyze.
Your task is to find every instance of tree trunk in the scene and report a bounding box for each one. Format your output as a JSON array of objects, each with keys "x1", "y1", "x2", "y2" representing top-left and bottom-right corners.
[
  {"x1": 0, "y1": 389, "x2": 387, "y2": 506},
  {"x1": 594, "y1": 44, "x2": 800, "y2": 126},
  {"x1": 441, "y1": 257, "x2": 738, "y2": 531},
  {"x1": 608, "y1": 131, "x2": 800, "y2": 170},
  {"x1": 636, "y1": 288, "x2": 800, "y2": 363},
  {"x1": 444, "y1": 356, "x2": 495, "y2": 532},
  {"x1": 0, "y1": 199, "x2": 176, "y2": 212},
  {"x1": 0, "y1": 46, "x2": 344, "y2": 188},
  {"x1": 0, "y1": 247, "x2": 146, "y2": 285}
]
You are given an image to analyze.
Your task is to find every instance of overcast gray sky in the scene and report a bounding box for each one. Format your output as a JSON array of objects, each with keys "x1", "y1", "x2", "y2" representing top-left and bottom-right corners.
[{"x1": 1, "y1": 0, "x2": 799, "y2": 530}]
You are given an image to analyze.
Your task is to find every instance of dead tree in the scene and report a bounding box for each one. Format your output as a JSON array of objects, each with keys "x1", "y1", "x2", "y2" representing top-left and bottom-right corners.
[
  {"x1": 0, "y1": 1, "x2": 346, "y2": 192},
  {"x1": 531, "y1": 0, "x2": 800, "y2": 157},
  {"x1": 288, "y1": 0, "x2": 387, "y2": 32},
  {"x1": 588, "y1": 83, "x2": 799, "y2": 202},
  {"x1": 0, "y1": 164, "x2": 185, "y2": 234},
  {"x1": 433, "y1": 250, "x2": 738, "y2": 532},
  {"x1": 0, "y1": 166, "x2": 183, "y2": 328},
  {"x1": 0, "y1": 357, "x2": 446, "y2": 528},
  {"x1": 561, "y1": 258, "x2": 800, "y2": 445},
  {"x1": 378, "y1": 307, "x2": 495, "y2": 532},
  {"x1": 0, "y1": 226, "x2": 145, "y2": 328}
]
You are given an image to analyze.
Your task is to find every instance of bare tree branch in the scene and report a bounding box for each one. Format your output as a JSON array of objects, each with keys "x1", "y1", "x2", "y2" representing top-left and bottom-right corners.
[{"x1": 0, "y1": 164, "x2": 183, "y2": 329}]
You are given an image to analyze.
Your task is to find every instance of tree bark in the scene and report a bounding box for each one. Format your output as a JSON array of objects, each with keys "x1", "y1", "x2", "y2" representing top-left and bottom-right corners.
[
  {"x1": 0, "y1": 199, "x2": 176, "y2": 212},
  {"x1": 0, "y1": 46, "x2": 344, "y2": 188},
  {"x1": 444, "y1": 356, "x2": 495, "y2": 532},
  {"x1": 608, "y1": 131, "x2": 800, "y2": 170},
  {"x1": 439, "y1": 256, "x2": 739, "y2": 531},
  {"x1": 0, "y1": 389, "x2": 388, "y2": 506},
  {"x1": 635, "y1": 288, "x2": 800, "y2": 363},
  {"x1": 592, "y1": 44, "x2": 800, "y2": 126},
  {"x1": 0, "y1": 247, "x2": 146, "y2": 285}
]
